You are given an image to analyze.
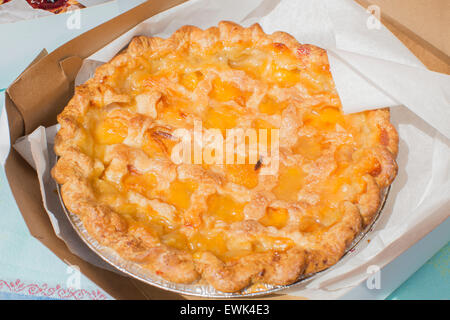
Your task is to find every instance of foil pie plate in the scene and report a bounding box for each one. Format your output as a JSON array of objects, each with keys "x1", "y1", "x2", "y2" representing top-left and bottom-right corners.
[{"x1": 57, "y1": 179, "x2": 389, "y2": 298}]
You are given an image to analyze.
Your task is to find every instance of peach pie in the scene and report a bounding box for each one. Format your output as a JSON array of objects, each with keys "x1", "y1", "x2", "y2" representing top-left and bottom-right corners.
[{"x1": 52, "y1": 22, "x2": 398, "y2": 292}]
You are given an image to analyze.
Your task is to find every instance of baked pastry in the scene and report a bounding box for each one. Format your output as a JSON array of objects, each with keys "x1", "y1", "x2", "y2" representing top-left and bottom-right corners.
[{"x1": 52, "y1": 21, "x2": 398, "y2": 293}]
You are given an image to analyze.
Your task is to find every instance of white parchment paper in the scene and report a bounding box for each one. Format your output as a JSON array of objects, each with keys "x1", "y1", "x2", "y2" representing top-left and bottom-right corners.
[{"x1": 1, "y1": 0, "x2": 449, "y2": 298}]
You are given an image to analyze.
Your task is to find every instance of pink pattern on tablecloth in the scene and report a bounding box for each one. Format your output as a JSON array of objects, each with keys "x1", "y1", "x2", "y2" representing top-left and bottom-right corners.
[{"x1": 0, "y1": 279, "x2": 108, "y2": 300}]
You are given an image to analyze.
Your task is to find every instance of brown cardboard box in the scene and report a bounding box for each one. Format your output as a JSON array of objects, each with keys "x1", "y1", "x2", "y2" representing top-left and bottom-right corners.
[
  {"x1": 3, "y1": 0, "x2": 449, "y2": 300},
  {"x1": 356, "y1": 0, "x2": 449, "y2": 73}
]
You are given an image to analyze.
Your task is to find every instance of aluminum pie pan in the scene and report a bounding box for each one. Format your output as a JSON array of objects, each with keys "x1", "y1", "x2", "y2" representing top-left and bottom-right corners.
[{"x1": 57, "y1": 179, "x2": 389, "y2": 298}]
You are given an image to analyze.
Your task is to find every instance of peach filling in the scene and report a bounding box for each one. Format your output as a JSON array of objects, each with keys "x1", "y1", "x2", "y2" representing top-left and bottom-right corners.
[
  {"x1": 259, "y1": 207, "x2": 289, "y2": 229},
  {"x1": 94, "y1": 117, "x2": 128, "y2": 145},
  {"x1": 165, "y1": 180, "x2": 198, "y2": 210},
  {"x1": 206, "y1": 193, "x2": 245, "y2": 223},
  {"x1": 225, "y1": 164, "x2": 259, "y2": 189},
  {"x1": 272, "y1": 166, "x2": 306, "y2": 202}
]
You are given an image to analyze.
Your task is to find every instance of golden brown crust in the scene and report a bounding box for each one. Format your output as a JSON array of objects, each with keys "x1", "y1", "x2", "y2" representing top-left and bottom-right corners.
[{"x1": 52, "y1": 21, "x2": 398, "y2": 292}]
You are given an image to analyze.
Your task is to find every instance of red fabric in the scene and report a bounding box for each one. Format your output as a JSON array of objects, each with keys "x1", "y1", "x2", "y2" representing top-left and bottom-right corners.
[{"x1": 25, "y1": 0, "x2": 68, "y2": 10}]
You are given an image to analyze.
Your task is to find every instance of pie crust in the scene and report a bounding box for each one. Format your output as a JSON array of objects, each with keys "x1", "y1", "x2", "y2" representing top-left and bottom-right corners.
[{"x1": 52, "y1": 22, "x2": 398, "y2": 293}]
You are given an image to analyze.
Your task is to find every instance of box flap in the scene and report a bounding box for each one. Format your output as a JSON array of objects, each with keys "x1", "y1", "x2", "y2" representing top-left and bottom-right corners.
[
  {"x1": 357, "y1": 0, "x2": 450, "y2": 73},
  {"x1": 366, "y1": 0, "x2": 449, "y2": 56}
]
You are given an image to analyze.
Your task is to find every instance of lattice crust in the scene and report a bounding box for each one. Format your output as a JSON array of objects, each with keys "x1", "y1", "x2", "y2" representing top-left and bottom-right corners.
[{"x1": 52, "y1": 21, "x2": 398, "y2": 292}]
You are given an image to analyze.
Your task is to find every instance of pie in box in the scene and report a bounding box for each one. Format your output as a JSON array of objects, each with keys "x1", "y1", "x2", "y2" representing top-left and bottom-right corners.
[{"x1": 52, "y1": 22, "x2": 398, "y2": 293}]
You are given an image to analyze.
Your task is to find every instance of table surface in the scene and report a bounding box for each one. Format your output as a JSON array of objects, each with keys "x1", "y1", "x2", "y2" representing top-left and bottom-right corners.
[{"x1": 0, "y1": 0, "x2": 448, "y2": 300}]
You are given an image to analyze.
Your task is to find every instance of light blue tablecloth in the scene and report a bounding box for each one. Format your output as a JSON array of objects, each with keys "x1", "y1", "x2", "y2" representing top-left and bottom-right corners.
[
  {"x1": 0, "y1": 167, "x2": 112, "y2": 300},
  {"x1": 0, "y1": 0, "x2": 448, "y2": 300}
]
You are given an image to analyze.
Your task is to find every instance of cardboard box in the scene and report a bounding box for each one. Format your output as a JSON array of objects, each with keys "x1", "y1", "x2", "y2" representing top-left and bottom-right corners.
[
  {"x1": 3, "y1": 0, "x2": 449, "y2": 299},
  {"x1": 356, "y1": 0, "x2": 449, "y2": 74}
]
